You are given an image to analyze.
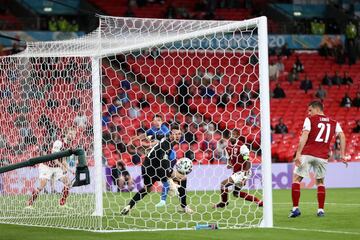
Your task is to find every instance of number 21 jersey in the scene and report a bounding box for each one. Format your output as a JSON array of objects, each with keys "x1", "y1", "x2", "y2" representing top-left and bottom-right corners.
[{"x1": 301, "y1": 114, "x2": 343, "y2": 159}]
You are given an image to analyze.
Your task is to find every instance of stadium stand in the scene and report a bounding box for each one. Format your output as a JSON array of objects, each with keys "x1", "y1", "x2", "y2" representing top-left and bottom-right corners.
[
  {"x1": 125, "y1": 50, "x2": 360, "y2": 162},
  {"x1": 0, "y1": 0, "x2": 22, "y2": 30},
  {"x1": 0, "y1": 0, "x2": 359, "y2": 167}
]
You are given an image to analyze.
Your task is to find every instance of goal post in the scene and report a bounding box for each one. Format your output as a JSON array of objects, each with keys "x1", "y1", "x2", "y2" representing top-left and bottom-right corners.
[
  {"x1": 91, "y1": 56, "x2": 104, "y2": 218},
  {"x1": 0, "y1": 15, "x2": 272, "y2": 231},
  {"x1": 0, "y1": 55, "x2": 98, "y2": 230},
  {"x1": 258, "y1": 17, "x2": 273, "y2": 228}
]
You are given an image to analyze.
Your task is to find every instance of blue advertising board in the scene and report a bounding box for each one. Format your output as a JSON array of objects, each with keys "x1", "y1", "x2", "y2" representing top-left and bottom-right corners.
[{"x1": 268, "y1": 34, "x2": 344, "y2": 50}]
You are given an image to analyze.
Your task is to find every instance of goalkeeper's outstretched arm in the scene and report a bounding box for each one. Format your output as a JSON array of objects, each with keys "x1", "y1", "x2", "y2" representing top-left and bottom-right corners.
[{"x1": 128, "y1": 133, "x2": 156, "y2": 148}]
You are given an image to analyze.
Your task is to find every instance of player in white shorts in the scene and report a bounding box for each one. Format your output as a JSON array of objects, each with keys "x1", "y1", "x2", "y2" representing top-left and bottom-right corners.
[
  {"x1": 294, "y1": 155, "x2": 328, "y2": 180},
  {"x1": 26, "y1": 129, "x2": 76, "y2": 208},
  {"x1": 289, "y1": 101, "x2": 347, "y2": 218}
]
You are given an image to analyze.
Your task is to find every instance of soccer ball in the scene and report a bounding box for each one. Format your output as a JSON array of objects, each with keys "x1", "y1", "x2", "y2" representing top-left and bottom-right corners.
[{"x1": 176, "y1": 157, "x2": 193, "y2": 175}]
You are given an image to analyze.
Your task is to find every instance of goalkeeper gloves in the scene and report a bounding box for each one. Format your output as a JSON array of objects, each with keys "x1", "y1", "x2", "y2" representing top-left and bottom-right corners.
[{"x1": 167, "y1": 178, "x2": 180, "y2": 197}]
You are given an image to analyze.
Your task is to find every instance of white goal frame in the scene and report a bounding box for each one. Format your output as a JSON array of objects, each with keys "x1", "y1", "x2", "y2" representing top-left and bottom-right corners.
[{"x1": 1, "y1": 15, "x2": 272, "y2": 231}]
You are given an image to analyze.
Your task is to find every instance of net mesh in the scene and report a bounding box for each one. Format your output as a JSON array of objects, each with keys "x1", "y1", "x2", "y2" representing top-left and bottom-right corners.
[
  {"x1": 0, "y1": 16, "x2": 267, "y2": 231},
  {"x1": 0, "y1": 56, "x2": 98, "y2": 229}
]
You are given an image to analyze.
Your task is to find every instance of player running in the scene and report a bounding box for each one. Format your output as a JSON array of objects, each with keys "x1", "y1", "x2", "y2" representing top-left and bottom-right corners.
[
  {"x1": 289, "y1": 101, "x2": 347, "y2": 218},
  {"x1": 26, "y1": 129, "x2": 76, "y2": 209},
  {"x1": 213, "y1": 129, "x2": 263, "y2": 208}
]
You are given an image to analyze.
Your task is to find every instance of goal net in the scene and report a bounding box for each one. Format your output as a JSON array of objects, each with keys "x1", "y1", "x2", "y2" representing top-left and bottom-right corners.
[{"x1": 0, "y1": 15, "x2": 272, "y2": 231}]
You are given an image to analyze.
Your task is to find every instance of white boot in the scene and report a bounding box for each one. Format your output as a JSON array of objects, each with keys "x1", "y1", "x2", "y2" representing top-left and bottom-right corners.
[
  {"x1": 182, "y1": 205, "x2": 194, "y2": 214},
  {"x1": 155, "y1": 200, "x2": 166, "y2": 207}
]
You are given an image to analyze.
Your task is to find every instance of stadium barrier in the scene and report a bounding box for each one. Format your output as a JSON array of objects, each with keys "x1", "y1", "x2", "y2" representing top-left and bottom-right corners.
[{"x1": 1, "y1": 162, "x2": 357, "y2": 195}]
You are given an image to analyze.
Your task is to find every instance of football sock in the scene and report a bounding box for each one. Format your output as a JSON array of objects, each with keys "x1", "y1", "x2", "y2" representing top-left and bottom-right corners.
[
  {"x1": 178, "y1": 179, "x2": 187, "y2": 208},
  {"x1": 238, "y1": 191, "x2": 262, "y2": 204},
  {"x1": 59, "y1": 186, "x2": 70, "y2": 205},
  {"x1": 317, "y1": 185, "x2": 326, "y2": 210},
  {"x1": 129, "y1": 187, "x2": 149, "y2": 208},
  {"x1": 161, "y1": 179, "x2": 169, "y2": 201},
  {"x1": 220, "y1": 188, "x2": 228, "y2": 203},
  {"x1": 29, "y1": 189, "x2": 39, "y2": 205},
  {"x1": 292, "y1": 182, "x2": 301, "y2": 208}
]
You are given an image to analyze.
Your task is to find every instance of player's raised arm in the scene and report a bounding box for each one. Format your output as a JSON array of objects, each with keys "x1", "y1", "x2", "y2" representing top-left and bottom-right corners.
[
  {"x1": 129, "y1": 128, "x2": 159, "y2": 149},
  {"x1": 135, "y1": 132, "x2": 149, "y2": 142},
  {"x1": 142, "y1": 137, "x2": 158, "y2": 148},
  {"x1": 128, "y1": 132, "x2": 146, "y2": 145}
]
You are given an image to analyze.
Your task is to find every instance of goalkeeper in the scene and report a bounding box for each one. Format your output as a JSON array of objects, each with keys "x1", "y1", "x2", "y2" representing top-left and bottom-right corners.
[
  {"x1": 213, "y1": 129, "x2": 263, "y2": 208},
  {"x1": 121, "y1": 125, "x2": 192, "y2": 215},
  {"x1": 26, "y1": 129, "x2": 76, "y2": 209},
  {"x1": 129, "y1": 114, "x2": 177, "y2": 208}
]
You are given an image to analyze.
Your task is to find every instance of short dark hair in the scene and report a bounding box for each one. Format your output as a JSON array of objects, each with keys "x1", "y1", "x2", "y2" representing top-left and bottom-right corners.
[
  {"x1": 170, "y1": 124, "x2": 181, "y2": 131},
  {"x1": 153, "y1": 114, "x2": 163, "y2": 120},
  {"x1": 309, "y1": 100, "x2": 323, "y2": 111},
  {"x1": 232, "y1": 129, "x2": 240, "y2": 136}
]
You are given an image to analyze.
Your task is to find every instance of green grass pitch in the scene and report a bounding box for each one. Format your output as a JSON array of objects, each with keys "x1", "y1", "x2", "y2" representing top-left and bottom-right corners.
[{"x1": 0, "y1": 188, "x2": 359, "y2": 240}]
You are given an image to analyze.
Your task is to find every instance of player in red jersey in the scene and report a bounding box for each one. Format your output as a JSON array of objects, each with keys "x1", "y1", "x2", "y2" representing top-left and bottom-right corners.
[
  {"x1": 213, "y1": 129, "x2": 263, "y2": 208},
  {"x1": 26, "y1": 129, "x2": 76, "y2": 209},
  {"x1": 289, "y1": 101, "x2": 347, "y2": 218}
]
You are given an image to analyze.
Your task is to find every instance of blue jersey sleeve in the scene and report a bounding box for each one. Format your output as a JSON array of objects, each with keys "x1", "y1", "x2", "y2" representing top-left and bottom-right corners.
[
  {"x1": 146, "y1": 127, "x2": 155, "y2": 136},
  {"x1": 146, "y1": 125, "x2": 170, "y2": 141},
  {"x1": 169, "y1": 149, "x2": 176, "y2": 161},
  {"x1": 161, "y1": 125, "x2": 170, "y2": 135}
]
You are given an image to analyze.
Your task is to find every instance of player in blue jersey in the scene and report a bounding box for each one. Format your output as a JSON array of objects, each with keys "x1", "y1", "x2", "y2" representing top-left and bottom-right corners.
[{"x1": 146, "y1": 115, "x2": 177, "y2": 207}]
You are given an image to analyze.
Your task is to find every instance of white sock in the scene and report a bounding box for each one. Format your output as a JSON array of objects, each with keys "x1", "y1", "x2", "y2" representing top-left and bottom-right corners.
[
  {"x1": 318, "y1": 208, "x2": 324, "y2": 213},
  {"x1": 292, "y1": 207, "x2": 298, "y2": 211}
]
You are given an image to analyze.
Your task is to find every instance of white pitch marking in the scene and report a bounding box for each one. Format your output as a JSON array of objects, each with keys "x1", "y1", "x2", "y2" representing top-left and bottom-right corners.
[
  {"x1": 274, "y1": 202, "x2": 360, "y2": 206},
  {"x1": 274, "y1": 226, "x2": 360, "y2": 236}
]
